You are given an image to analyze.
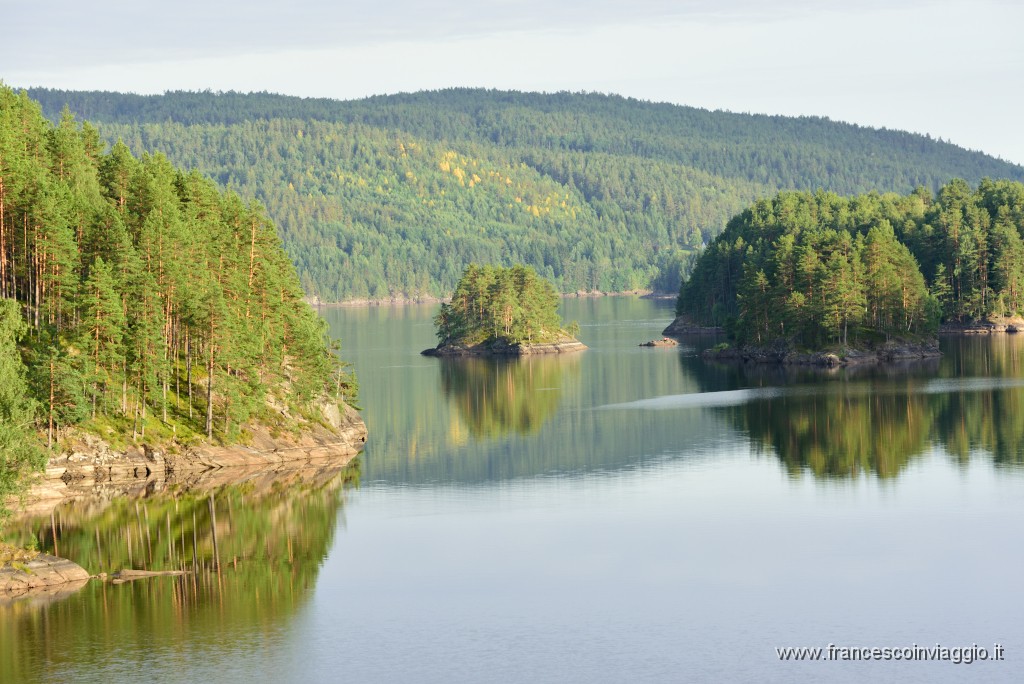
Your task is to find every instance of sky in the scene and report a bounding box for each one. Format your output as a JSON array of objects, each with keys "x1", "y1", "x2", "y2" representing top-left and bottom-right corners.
[{"x1": 4, "y1": 0, "x2": 1023, "y2": 165}]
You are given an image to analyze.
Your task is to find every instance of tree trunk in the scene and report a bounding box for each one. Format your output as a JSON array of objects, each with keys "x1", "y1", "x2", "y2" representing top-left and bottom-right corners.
[
  {"x1": 0, "y1": 176, "x2": 6, "y2": 299},
  {"x1": 186, "y1": 328, "x2": 193, "y2": 420},
  {"x1": 48, "y1": 357, "x2": 55, "y2": 449},
  {"x1": 206, "y1": 343, "x2": 215, "y2": 440}
]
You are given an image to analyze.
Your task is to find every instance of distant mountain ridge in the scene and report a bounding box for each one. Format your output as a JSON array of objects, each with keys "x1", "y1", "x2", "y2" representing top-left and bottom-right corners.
[{"x1": 26, "y1": 87, "x2": 1024, "y2": 301}]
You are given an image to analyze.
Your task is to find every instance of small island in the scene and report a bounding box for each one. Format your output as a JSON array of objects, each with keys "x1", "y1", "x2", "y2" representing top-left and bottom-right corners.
[
  {"x1": 639, "y1": 337, "x2": 678, "y2": 348},
  {"x1": 422, "y1": 264, "x2": 586, "y2": 356}
]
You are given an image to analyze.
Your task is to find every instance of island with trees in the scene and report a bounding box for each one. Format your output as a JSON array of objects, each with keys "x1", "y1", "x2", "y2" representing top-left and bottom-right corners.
[
  {"x1": 0, "y1": 86, "x2": 364, "y2": 519},
  {"x1": 423, "y1": 264, "x2": 585, "y2": 356},
  {"x1": 666, "y1": 179, "x2": 1024, "y2": 364}
]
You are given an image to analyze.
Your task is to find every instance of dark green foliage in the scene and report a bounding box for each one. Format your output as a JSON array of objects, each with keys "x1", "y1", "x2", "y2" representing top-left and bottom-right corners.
[
  {"x1": 0, "y1": 86, "x2": 356, "y2": 473},
  {"x1": 680, "y1": 180, "x2": 1024, "y2": 348},
  {"x1": 678, "y1": 189, "x2": 936, "y2": 347},
  {"x1": 25, "y1": 88, "x2": 1024, "y2": 301},
  {"x1": 0, "y1": 300, "x2": 45, "y2": 513},
  {"x1": 434, "y1": 264, "x2": 568, "y2": 346},
  {"x1": 23, "y1": 339, "x2": 89, "y2": 446},
  {"x1": 903, "y1": 178, "x2": 1024, "y2": 322}
]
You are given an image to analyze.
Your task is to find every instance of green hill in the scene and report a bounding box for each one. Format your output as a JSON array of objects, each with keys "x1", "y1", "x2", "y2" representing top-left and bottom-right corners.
[{"x1": 26, "y1": 88, "x2": 1024, "y2": 302}]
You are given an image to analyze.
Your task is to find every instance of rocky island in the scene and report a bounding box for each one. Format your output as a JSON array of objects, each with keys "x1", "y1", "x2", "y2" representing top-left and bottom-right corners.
[
  {"x1": 639, "y1": 337, "x2": 679, "y2": 348},
  {"x1": 422, "y1": 264, "x2": 586, "y2": 357}
]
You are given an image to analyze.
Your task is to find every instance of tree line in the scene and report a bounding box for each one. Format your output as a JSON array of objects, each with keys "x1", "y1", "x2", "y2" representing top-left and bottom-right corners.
[
  {"x1": 0, "y1": 86, "x2": 355, "y2": 509},
  {"x1": 25, "y1": 88, "x2": 1024, "y2": 302},
  {"x1": 677, "y1": 180, "x2": 1024, "y2": 348}
]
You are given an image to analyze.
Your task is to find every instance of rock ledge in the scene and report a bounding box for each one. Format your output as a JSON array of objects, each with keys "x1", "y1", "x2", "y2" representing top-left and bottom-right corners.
[
  {"x1": 22, "y1": 403, "x2": 367, "y2": 510},
  {"x1": 422, "y1": 337, "x2": 587, "y2": 357},
  {"x1": 1, "y1": 553, "x2": 90, "y2": 601},
  {"x1": 702, "y1": 341, "x2": 941, "y2": 366}
]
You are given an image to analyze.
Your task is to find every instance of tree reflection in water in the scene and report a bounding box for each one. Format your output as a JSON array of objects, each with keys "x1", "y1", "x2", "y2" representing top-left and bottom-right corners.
[
  {"x1": 0, "y1": 462, "x2": 360, "y2": 683},
  {"x1": 439, "y1": 356, "x2": 579, "y2": 439},
  {"x1": 686, "y1": 336, "x2": 1024, "y2": 479}
]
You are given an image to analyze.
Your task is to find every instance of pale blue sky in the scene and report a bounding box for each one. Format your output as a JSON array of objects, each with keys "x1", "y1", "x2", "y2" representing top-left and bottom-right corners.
[{"x1": 4, "y1": 0, "x2": 1023, "y2": 164}]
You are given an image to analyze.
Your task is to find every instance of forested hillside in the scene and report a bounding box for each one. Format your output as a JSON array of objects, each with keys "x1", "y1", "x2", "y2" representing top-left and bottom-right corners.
[
  {"x1": 676, "y1": 180, "x2": 1024, "y2": 348},
  {"x1": 0, "y1": 87, "x2": 356, "y2": 505},
  {"x1": 27, "y1": 88, "x2": 1024, "y2": 301}
]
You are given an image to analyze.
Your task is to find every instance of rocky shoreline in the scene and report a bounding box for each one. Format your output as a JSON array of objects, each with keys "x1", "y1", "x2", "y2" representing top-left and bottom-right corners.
[
  {"x1": 702, "y1": 341, "x2": 941, "y2": 367},
  {"x1": 19, "y1": 402, "x2": 366, "y2": 513},
  {"x1": 2, "y1": 403, "x2": 366, "y2": 601},
  {"x1": 422, "y1": 338, "x2": 587, "y2": 357},
  {"x1": 939, "y1": 317, "x2": 1024, "y2": 334}
]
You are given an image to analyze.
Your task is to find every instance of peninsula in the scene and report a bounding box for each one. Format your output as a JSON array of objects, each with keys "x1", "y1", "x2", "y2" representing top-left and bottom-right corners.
[{"x1": 662, "y1": 181, "x2": 1024, "y2": 363}]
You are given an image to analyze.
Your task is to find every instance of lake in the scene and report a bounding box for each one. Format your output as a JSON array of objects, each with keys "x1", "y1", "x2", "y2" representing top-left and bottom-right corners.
[{"x1": 4, "y1": 296, "x2": 1023, "y2": 683}]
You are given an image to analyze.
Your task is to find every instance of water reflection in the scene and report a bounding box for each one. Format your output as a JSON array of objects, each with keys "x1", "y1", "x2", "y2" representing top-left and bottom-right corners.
[
  {"x1": 0, "y1": 462, "x2": 360, "y2": 683},
  {"x1": 439, "y1": 356, "x2": 578, "y2": 439},
  {"x1": 323, "y1": 299, "x2": 734, "y2": 484},
  {"x1": 676, "y1": 335, "x2": 1024, "y2": 479},
  {"x1": 324, "y1": 299, "x2": 1024, "y2": 485},
  {"x1": 732, "y1": 379, "x2": 931, "y2": 479}
]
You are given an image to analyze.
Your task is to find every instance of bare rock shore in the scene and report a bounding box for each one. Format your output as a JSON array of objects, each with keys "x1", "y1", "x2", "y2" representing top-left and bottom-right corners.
[
  {"x1": 22, "y1": 403, "x2": 367, "y2": 512},
  {"x1": 640, "y1": 338, "x2": 678, "y2": 348},
  {"x1": 0, "y1": 553, "x2": 90, "y2": 601},
  {"x1": 702, "y1": 341, "x2": 941, "y2": 367},
  {"x1": 939, "y1": 316, "x2": 1024, "y2": 334},
  {"x1": 422, "y1": 338, "x2": 587, "y2": 357}
]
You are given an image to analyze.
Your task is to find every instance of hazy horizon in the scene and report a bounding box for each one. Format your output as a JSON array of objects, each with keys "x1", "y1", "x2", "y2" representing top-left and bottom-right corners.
[{"x1": 4, "y1": 0, "x2": 1022, "y2": 164}]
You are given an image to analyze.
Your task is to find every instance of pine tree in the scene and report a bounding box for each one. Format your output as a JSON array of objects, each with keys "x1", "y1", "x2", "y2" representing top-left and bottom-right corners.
[
  {"x1": 0, "y1": 299, "x2": 44, "y2": 509},
  {"x1": 80, "y1": 256, "x2": 125, "y2": 417},
  {"x1": 0, "y1": 86, "x2": 360, "y2": 509}
]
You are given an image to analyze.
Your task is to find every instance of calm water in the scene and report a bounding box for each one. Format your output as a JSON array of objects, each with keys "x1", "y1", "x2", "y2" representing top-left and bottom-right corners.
[{"x1": 4, "y1": 297, "x2": 1024, "y2": 683}]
